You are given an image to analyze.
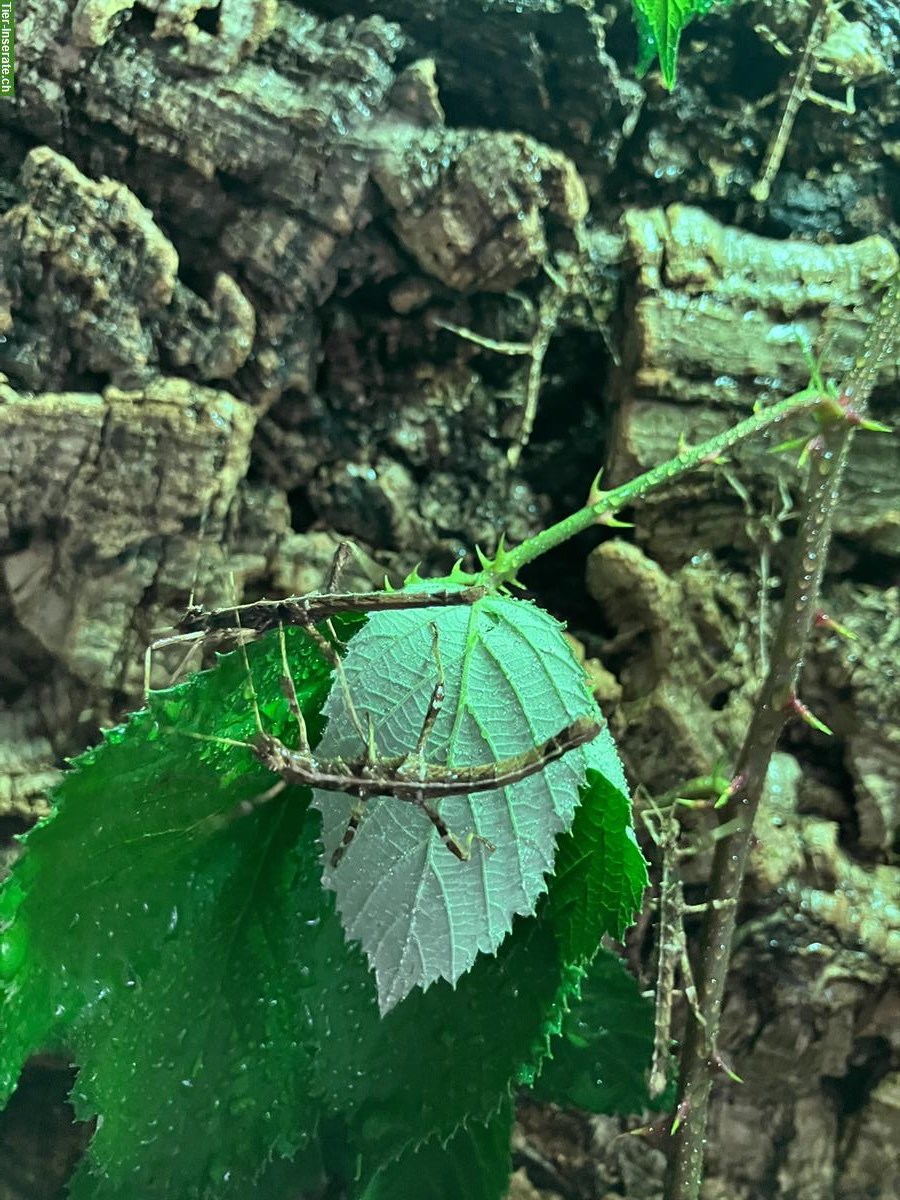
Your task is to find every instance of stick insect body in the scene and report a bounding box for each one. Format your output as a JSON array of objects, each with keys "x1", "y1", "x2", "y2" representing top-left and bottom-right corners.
[{"x1": 160, "y1": 576, "x2": 603, "y2": 867}]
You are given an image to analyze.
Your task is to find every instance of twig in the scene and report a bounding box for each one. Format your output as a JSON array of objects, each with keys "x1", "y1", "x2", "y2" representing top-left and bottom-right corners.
[
  {"x1": 477, "y1": 384, "x2": 826, "y2": 586},
  {"x1": 663, "y1": 274, "x2": 899, "y2": 1200}
]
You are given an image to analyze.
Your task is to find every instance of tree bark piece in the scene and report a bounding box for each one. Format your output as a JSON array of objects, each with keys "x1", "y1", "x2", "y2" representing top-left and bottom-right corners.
[
  {"x1": 611, "y1": 205, "x2": 900, "y2": 559},
  {"x1": 0, "y1": 376, "x2": 255, "y2": 686},
  {"x1": 0, "y1": 147, "x2": 255, "y2": 390}
]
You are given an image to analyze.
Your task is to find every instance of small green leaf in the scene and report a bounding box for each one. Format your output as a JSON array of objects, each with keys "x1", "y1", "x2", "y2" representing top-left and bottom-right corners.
[
  {"x1": 632, "y1": 0, "x2": 722, "y2": 88},
  {"x1": 534, "y1": 949, "x2": 666, "y2": 1114},
  {"x1": 550, "y1": 770, "x2": 648, "y2": 961}
]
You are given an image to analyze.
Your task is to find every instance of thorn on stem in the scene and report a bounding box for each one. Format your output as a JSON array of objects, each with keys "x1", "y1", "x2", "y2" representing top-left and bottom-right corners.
[
  {"x1": 814, "y1": 611, "x2": 858, "y2": 642},
  {"x1": 711, "y1": 1052, "x2": 744, "y2": 1085},
  {"x1": 670, "y1": 1096, "x2": 691, "y2": 1135},
  {"x1": 785, "y1": 693, "x2": 833, "y2": 736},
  {"x1": 585, "y1": 468, "x2": 604, "y2": 507},
  {"x1": 596, "y1": 511, "x2": 634, "y2": 529}
]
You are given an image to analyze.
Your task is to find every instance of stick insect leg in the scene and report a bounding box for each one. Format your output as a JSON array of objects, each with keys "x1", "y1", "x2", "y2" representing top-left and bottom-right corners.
[
  {"x1": 330, "y1": 794, "x2": 367, "y2": 868},
  {"x1": 232, "y1": 588, "x2": 264, "y2": 737},
  {"x1": 143, "y1": 630, "x2": 205, "y2": 697},
  {"x1": 205, "y1": 778, "x2": 289, "y2": 834},
  {"x1": 411, "y1": 788, "x2": 469, "y2": 860},
  {"x1": 305, "y1": 618, "x2": 369, "y2": 748},
  {"x1": 204, "y1": 611, "x2": 294, "y2": 829},
  {"x1": 407, "y1": 624, "x2": 495, "y2": 861},
  {"x1": 677, "y1": 929, "x2": 707, "y2": 1031},
  {"x1": 413, "y1": 623, "x2": 445, "y2": 758}
]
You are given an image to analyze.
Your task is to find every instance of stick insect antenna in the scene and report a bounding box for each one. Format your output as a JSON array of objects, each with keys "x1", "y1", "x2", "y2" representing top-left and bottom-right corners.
[
  {"x1": 277, "y1": 622, "x2": 312, "y2": 755},
  {"x1": 231, "y1": 574, "x2": 264, "y2": 736}
]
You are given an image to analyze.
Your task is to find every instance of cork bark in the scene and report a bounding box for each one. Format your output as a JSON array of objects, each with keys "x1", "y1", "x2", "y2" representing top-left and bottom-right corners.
[{"x1": 1, "y1": 1, "x2": 898, "y2": 1197}]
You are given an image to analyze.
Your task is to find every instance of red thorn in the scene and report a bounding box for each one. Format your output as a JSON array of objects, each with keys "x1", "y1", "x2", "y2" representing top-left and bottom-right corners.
[
  {"x1": 711, "y1": 1052, "x2": 744, "y2": 1084},
  {"x1": 785, "y1": 694, "x2": 833, "y2": 735},
  {"x1": 671, "y1": 1097, "x2": 691, "y2": 1134},
  {"x1": 814, "y1": 611, "x2": 858, "y2": 642}
]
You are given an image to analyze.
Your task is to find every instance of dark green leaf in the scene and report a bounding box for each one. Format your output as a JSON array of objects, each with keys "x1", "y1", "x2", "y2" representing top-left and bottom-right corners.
[
  {"x1": 550, "y1": 770, "x2": 648, "y2": 961},
  {"x1": 309, "y1": 888, "x2": 583, "y2": 1176},
  {"x1": 534, "y1": 949, "x2": 663, "y2": 1115},
  {"x1": 356, "y1": 1097, "x2": 514, "y2": 1200},
  {"x1": 0, "y1": 629, "x2": 335, "y2": 1200}
]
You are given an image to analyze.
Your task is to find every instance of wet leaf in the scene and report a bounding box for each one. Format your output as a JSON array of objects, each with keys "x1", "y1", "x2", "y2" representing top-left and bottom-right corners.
[
  {"x1": 632, "y1": 0, "x2": 723, "y2": 87},
  {"x1": 314, "y1": 592, "x2": 630, "y2": 1011},
  {"x1": 534, "y1": 949, "x2": 664, "y2": 1114}
]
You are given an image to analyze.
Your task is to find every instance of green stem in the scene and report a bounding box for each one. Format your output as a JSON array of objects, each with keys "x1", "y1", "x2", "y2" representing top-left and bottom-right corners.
[{"x1": 477, "y1": 385, "x2": 824, "y2": 585}]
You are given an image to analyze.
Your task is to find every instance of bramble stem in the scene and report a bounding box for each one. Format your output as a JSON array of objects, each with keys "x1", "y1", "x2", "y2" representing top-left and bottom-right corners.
[
  {"x1": 664, "y1": 275, "x2": 899, "y2": 1200},
  {"x1": 477, "y1": 385, "x2": 824, "y2": 585}
]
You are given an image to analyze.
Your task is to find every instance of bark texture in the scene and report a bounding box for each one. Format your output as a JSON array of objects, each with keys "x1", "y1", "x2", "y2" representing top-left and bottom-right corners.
[{"x1": 1, "y1": 1, "x2": 898, "y2": 1197}]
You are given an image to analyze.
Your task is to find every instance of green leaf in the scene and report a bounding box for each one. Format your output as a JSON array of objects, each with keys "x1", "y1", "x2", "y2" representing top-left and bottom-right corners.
[
  {"x1": 315, "y1": 591, "x2": 630, "y2": 1012},
  {"x1": 0, "y1": 629, "x2": 335, "y2": 1199},
  {"x1": 309, "y1": 890, "x2": 582, "y2": 1175},
  {"x1": 309, "y1": 759, "x2": 643, "y2": 1177},
  {"x1": 534, "y1": 949, "x2": 662, "y2": 1115},
  {"x1": 550, "y1": 770, "x2": 648, "y2": 961},
  {"x1": 0, "y1": 594, "x2": 645, "y2": 1197},
  {"x1": 632, "y1": 0, "x2": 721, "y2": 88},
  {"x1": 356, "y1": 1097, "x2": 514, "y2": 1200}
]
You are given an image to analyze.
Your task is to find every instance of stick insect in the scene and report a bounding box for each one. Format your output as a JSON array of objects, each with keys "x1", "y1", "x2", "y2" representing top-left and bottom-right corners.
[
  {"x1": 158, "y1": 568, "x2": 602, "y2": 867},
  {"x1": 640, "y1": 783, "x2": 738, "y2": 1099},
  {"x1": 259, "y1": 621, "x2": 602, "y2": 867},
  {"x1": 751, "y1": 0, "x2": 888, "y2": 204},
  {"x1": 144, "y1": 583, "x2": 489, "y2": 696}
]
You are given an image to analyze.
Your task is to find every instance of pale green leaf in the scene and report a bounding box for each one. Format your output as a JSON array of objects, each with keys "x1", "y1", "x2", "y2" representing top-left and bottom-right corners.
[{"x1": 313, "y1": 591, "x2": 629, "y2": 1011}]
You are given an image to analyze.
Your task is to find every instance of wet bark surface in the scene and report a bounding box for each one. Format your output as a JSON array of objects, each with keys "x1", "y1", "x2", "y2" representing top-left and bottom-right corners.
[{"x1": 1, "y1": 1, "x2": 899, "y2": 1197}]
